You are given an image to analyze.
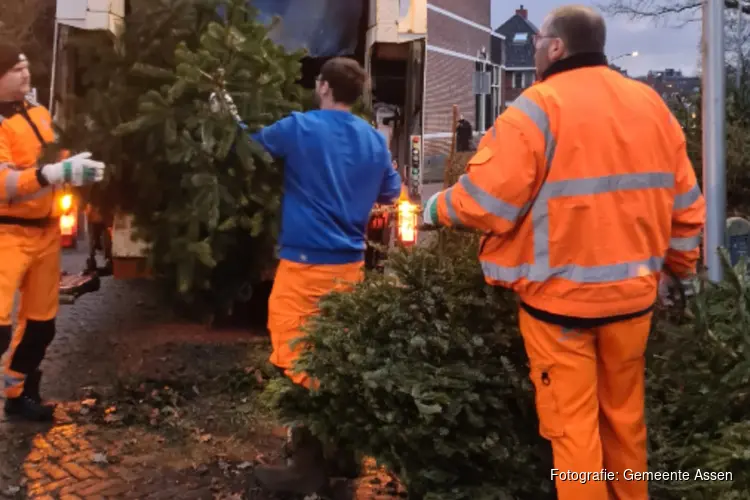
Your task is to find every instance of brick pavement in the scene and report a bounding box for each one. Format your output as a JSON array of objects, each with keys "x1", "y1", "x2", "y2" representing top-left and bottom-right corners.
[
  {"x1": 2, "y1": 410, "x2": 405, "y2": 500},
  {"x1": 22, "y1": 423, "x2": 134, "y2": 499},
  {"x1": 2, "y1": 418, "x2": 246, "y2": 499}
]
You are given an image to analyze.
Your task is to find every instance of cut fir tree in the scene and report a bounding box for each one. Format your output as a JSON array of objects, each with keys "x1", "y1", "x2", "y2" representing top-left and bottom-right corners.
[{"x1": 51, "y1": 0, "x2": 307, "y2": 319}]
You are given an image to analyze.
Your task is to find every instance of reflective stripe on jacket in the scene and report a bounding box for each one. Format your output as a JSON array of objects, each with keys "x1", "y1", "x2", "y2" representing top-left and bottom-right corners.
[
  {"x1": 428, "y1": 53, "x2": 705, "y2": 318},
  {"x1": 0, "y1": 98, "x2": 57, "y2": 219}
]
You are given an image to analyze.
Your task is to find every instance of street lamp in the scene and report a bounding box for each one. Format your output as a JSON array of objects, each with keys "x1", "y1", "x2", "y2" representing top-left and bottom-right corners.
[
  {"x1": 610, "y1": 51, "x2": 639, "y2": 63},
  {"x1": 703, "y1": 0, "x2": 727, "y2": 283}
]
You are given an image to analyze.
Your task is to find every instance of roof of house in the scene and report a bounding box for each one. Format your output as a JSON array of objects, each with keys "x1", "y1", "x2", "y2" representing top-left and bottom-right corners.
[{"x1": 495, "y1": 11, "x2": 539, "y2": 68}]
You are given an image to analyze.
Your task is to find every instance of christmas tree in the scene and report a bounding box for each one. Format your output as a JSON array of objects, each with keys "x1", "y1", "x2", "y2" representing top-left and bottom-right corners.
[
  {"x1": 53, "y1": 0, "x2": 306, "y2": 318},
  {"x1": 266, "y1": 234, "x2": 750, "y2": 499}
]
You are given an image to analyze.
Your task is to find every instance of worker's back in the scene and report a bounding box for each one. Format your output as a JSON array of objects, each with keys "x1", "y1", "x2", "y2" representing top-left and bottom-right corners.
[
  {"x1": 479, "y1": 65, "x2": 703, "y2": 318},
  {"x1": 539, "y1": 65, "x2": 681, "y2": 265},
  {"x1": 259, "y1": 110, "x2": 397, "y2": 265},
  {"x1": 544, "y1": 66, "x2": 683, "y2": 187}
]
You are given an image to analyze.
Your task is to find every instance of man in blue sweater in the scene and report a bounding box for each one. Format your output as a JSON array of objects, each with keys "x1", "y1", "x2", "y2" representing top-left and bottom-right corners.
[{"x1": 247, "y1": 57, "x2": 402, "y2": 494}]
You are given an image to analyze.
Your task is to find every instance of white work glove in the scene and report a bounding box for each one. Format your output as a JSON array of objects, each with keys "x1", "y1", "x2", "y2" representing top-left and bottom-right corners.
[
  {"x1": 41, "y1": 152, "x2": 106, "y2": 186},
  {"x1": 209, "y1": 89, "x2": 241, "y2": 122}
]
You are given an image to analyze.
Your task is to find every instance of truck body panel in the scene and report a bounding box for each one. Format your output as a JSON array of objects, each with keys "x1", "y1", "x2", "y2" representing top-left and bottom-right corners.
[{"x1": 52, "y1": 0, "x2": 428, "y2": 277}]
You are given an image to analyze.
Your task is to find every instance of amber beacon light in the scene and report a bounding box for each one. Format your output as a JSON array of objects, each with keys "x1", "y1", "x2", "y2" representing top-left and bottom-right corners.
[{"x1": 397, "y1": 199, "x2": 418, "y2": 245}]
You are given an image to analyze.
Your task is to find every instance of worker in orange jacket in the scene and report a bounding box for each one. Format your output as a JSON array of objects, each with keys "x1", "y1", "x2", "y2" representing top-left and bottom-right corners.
[
  {"x1": 423, "y1": 6, "x2": 705, "y2": 500},
  {"x1": 0, "y1": 41, "x2": 107, "y2": 421}
]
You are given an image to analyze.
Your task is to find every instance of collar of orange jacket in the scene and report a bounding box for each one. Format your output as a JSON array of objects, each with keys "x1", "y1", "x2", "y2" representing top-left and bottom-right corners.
[
  {"x1": 0, "y1": 100, "x2": 27, "y2": 119},
  {"x1": 541, "y1": 52, "x2": 608, "y2": 81}
]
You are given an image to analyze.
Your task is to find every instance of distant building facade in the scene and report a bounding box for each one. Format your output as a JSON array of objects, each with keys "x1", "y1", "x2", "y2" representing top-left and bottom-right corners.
[{"x1": 637, "y1": 68, "x2": 701, "y2": 101}]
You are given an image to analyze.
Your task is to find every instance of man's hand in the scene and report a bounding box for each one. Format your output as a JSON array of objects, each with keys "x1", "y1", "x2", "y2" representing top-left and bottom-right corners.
[
  {"x1": 209, "y1": 89, "x2": 241, "y2": 122},
  {"x1": 422, "y1": 191, "x2": 440, "y2": 226},
  {"x1": 657, "y1": 274, "x2": 675, "y2": 306},
  {"x1": 41, "y1": 152, "x2": 106, "y2": 186},
  {"x1": 658, "y1": 272, "x2": 695, "y2": 308}
]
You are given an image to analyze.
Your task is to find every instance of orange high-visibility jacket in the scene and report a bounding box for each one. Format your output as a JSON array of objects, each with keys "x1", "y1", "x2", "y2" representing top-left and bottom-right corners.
[
  {"x1": 0, "y1": 97, "x2": 58, "y2": 220},
  {"x1": 429, "y1": 58, "x2": 705, "y2": 318}
]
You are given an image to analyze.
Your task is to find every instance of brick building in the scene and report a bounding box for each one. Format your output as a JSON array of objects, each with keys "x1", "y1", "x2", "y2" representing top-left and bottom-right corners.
[
  {"x1": 422, "y1": 0, "x2": 503, "y2": 182},
  {"x1": 494, "y1": 5, "x2": 539, "y2": 109}
]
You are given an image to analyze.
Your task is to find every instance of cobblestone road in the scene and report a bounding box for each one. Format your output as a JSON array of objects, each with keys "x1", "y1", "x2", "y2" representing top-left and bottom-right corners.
[{"x1": 0, "y1": 246, "x2": 404, "y2": 500}]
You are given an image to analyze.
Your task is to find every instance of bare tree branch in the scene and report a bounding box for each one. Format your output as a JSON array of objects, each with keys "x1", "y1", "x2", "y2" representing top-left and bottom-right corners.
[
  {"x1": 598, "y1": 0, "x2": 749, "y2": 24},
  {"x1": 597, "y1": 0, "x2": 702, "y2": 25},
  {"x1": 0, "y1": 0, "x2": 48, "y2": 43}
]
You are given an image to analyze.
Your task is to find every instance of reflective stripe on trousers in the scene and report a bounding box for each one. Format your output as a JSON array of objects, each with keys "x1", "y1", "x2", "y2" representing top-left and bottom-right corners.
[
  {"x1": 4, "y1": 373, "x2": 23, "y2": 389},
  {"x1": 474, "y1": 95, "x2": 701, "y2": 285}
]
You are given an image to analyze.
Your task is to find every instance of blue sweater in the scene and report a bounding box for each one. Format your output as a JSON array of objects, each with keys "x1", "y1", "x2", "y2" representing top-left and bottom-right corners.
[{"x1": 252, "y1": 110, "x2": 402, "y2": 265}]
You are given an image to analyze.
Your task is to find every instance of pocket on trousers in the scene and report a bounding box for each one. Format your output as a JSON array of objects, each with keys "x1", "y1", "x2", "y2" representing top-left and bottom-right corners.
[{"x1": 529, "y1": 365, "x2": 565, "y2": 439}]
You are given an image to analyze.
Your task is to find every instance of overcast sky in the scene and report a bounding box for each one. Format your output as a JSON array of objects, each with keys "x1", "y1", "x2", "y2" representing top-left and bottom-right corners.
[{"x1": 491, "y1": 1, "x2": 701, "y2": 77}]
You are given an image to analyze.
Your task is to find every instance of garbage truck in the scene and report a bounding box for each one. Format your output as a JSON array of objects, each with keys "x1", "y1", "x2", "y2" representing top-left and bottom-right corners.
[{"x1": 52, "y1": 0, "x2": 427, "y2": 301}]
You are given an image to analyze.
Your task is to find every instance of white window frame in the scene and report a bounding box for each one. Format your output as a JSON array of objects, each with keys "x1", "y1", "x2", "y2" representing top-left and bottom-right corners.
[
  {"x1": 527, "y1": 71, "x2": 537, "y2": 87},
  {"x1": 491, "y1": 66, "x2": 501, "y2": 118},
  {"x1": 510, "y1": 71, "x2": 536, "y2": 90},
  {"x1": 513, "y1": 71, "x2": 523, "y2": 89}
]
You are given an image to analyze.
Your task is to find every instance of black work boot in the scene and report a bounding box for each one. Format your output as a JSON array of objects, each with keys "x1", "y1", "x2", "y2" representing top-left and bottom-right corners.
[
  {"x1": 4, "y1": 371, "x2": 56, "y2": 422},
  {"x1": 24, "y1": 370, "x2": 55, "y2": 405},
  {"x1": 278, "y1": 430, "x2": 360, "y2": 477},
  {"x1": 86, "y1": 256, "x2": 98, "y2": 273},
  {"x1": 253, "y1": 425, "x2": 328, "y2": 494},
  {"x1": 325, "y1": 447, "x2": 362, "y2": 479},
  {"x1": 278, "y1": 427, "x2": 361, "y2": 479}
]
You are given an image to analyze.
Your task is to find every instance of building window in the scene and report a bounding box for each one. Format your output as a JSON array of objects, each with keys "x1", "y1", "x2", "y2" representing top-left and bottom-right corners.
[
  {"x1": 511, "y1": 71, "x2": 535, "y2": 90},
  {"x1": 513, "y1": 33, "x2": 529, "y2": 44},
  {"x1": 513, "y1": 72, "x2": 523, "y2": 89},
  {"x1": 475, "y1": 61, "x2": 493, "y2": 131},
  {"x1": 491, "y1": 66, "x2": 501, "y2": 119},
  {"x1": 475, "y1": 61, "x2": 482, "y2": 131}
]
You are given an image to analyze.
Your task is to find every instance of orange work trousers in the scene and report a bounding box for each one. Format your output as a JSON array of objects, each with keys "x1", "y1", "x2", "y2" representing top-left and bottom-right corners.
[
  {"x1": 267, "y1": 258, "x2": 364, "y2": 389},
  {"x1": 0, "y1": 224, "x2": 61, "y2": 398},
  {"x1": 519, "y1": 308, "x2": 651, "y2": 500}
]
